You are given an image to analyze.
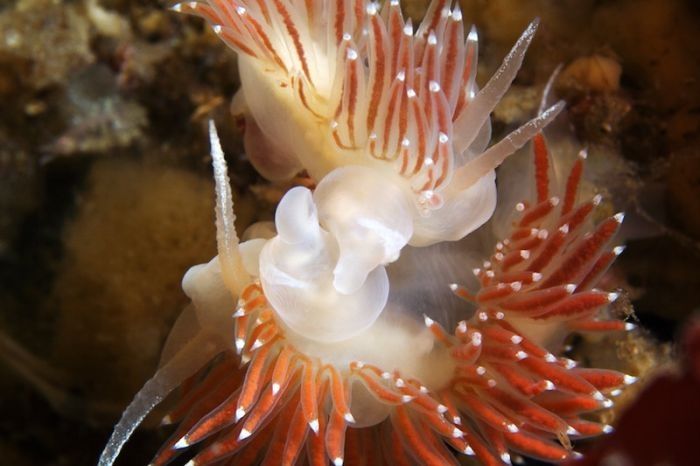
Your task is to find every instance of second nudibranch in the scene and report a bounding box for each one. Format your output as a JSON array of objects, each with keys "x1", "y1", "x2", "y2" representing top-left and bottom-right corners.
[
  {"x1": 176, "y1": 0, "x2": 563, "y2": 247},
  {"x1": 99, "y1": 119, "x2": 635, "y2": 466}
]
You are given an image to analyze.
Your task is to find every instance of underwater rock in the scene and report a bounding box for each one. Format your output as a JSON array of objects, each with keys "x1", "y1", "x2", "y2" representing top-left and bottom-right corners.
[
  {"x1": 0, "y1": 0, "x2": 93, "y2": 89},
  {"x1": 48, "y1": 159, "x2": 220, "y2": 409},
  {"x1": 559, "y1": 55, "x2": 621, "y2": 95},
  {"x1": 0, "y1": 131, "x2": 35, "y2": 255},
  {"x1": 46, "y1": 65, "x2": 148, "y2": 158},
  {"x1": 667, "y1": 144, "x2": 700, "y2": 239}
]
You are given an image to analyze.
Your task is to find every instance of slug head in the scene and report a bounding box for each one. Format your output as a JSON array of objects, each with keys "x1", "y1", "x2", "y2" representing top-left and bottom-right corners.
[{"x1": 259, "y1": 166, "x2": 414, "y2": 342}]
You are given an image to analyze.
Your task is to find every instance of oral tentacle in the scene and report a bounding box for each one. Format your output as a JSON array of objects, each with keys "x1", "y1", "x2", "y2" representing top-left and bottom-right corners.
[{"x1": 98, "y1": 331, "x2": 225, "y2": 466}]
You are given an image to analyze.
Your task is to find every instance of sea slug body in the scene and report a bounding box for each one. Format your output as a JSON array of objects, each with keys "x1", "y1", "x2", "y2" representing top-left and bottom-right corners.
[
  {"x1": 98, "y1": 125, "x2": 634, "y2": 465},
  {"x1": 176, "y1": 0, "x2": 564, "y2": 247},
  {"x1": 97, "y1": 2, "x2": 635, "y2": 466}
]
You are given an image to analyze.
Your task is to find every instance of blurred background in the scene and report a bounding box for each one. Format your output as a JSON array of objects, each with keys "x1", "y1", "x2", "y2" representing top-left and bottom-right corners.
[{"x1": 0, "y1": 0, "x2": 698, "y2": 465}]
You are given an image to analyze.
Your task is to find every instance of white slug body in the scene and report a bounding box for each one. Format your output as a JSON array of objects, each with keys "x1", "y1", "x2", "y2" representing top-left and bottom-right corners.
[{"x1": 259, "y1": 164, "x2": 417, "y2": 342}]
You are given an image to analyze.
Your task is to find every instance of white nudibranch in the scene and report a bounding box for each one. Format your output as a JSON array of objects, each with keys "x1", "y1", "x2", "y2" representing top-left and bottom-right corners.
[{"x1": 176, "y1": 0, "x2": 563, "y2": 246}]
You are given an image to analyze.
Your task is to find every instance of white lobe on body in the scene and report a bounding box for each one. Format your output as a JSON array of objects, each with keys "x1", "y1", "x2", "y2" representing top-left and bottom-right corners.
[{"x1": 259, "y1": 166, "x2": 414, "y2": 343}]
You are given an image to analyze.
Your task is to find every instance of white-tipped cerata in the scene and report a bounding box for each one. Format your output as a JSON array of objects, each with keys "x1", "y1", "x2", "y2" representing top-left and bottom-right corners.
[
  {"x1": 309, "y1": 418, "x2": 320, "y2": 434},
  {"x1": 174, "y1": 437, "x2": 189, "y2": 449}
]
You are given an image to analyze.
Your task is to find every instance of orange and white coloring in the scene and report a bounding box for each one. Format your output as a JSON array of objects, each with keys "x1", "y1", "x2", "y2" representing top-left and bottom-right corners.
[
  {"x1": 97, "y1": 123, "x2": 635, "y2": 465},
  {"x1": 97, "y1": 1, "x2": 636, "y2": 466},
  {"x1": 175, "y1": 0, "x2": 563, "y2": 246}
]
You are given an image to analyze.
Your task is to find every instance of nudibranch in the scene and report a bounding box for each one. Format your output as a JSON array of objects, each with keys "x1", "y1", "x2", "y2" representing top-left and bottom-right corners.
[
  {"x1": 96, "y1": 1, "x2": 637, "y2": 466},
  {"x1": 175, "y1": 0, "x2": 563, "y2": 247},
  {"x1": 98, "y1": 121, "x2": 635, "y2": 466}
]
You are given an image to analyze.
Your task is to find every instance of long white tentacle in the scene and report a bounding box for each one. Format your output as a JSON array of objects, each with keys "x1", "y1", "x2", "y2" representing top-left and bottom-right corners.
[
  {"x1": 452, "y1": 101, "x2": 565, "y2": 190},
  {"x1": 538, "y1": 64, "x2": 563, "y2": 116},
  {"x1": 97, "y1": 332, "x2": 224, "y2": 466},
  {"x1": 453, "y1": 19, "x2": 539, "y2": 155},
  {"x1": 209, "y1": 120, "x2": 250, "y2": 296}
]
